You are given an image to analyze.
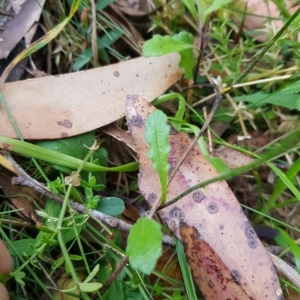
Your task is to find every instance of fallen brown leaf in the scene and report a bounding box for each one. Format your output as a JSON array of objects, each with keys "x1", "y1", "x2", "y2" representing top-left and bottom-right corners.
[
  {"x1": 180, "y1": 225, "x2": 252, "y2": 299},
  {"x1": 0, "y1": 53, "x2": 183, "y2": 139},
  {"x1": 125, "y1": 95, "x2": 283, "y2": 299}
]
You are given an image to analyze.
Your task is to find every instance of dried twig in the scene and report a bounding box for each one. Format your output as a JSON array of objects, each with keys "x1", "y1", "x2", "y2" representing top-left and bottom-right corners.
[{"x1": 12, "y1": 175, "x2": 175, "y2": 247}]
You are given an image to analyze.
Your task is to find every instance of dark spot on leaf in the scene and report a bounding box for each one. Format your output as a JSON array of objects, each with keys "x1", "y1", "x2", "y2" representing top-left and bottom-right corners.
[
  {"x1": 126, "y1": 94, "x2": 139, "y2": 101},
  {"x1": 147, "y1": 193, "x2": 157, "y2": 203},
  {"x1": 130, "y1": 114, "x2": 143, "y2": 128},
  {"x1": 244, "y1": 222, "x2": 257, "y2": 239},
  {"x1": 169, "y1": 207, "x2": 185, "y2": 220},
  {"x1": 113, "y1": 71, "x2": 119, "y2": 77},
  {"x1": 179, "y1": 219, "x2": 186, "y2": 227},
  {"x1": 61, "y1": 132, "x2": 68, "y2": 137},
  {"x1": 192, "y1": 190, "x2": 205, "y2": 202},
  {"x1": 63, "y1": 119, "x2": 72, "y2": 128},
  {"x1": 247, "y1": 238, "x2": 258, "y2": 249},
  {"x1": 206, "y1": 201, "x2": 219, "y2": 214},
  {"x1": 231, "y1": 270, "x2": 241, "y2": 284},
  {"x1": 195, "y1": 229, "x2": 203, "y2": 240}
]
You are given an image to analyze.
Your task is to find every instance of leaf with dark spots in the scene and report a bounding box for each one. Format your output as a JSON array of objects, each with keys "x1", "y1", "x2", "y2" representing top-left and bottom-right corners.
[
  {"x1": 180, "y1": 225, "x2": 252, "y2": 300},
  {"x1": 125, "y1": 95, "x2": 282, "y2": 299}
]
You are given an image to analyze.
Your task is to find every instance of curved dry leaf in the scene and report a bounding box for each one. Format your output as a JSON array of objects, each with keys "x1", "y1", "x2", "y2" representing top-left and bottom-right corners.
[
  {"x1": 0, "y1": 53, "x2": 183, "y2": 139},
  {"x1": 125, "y1": 95, "x2": 283, "y2": 299}
]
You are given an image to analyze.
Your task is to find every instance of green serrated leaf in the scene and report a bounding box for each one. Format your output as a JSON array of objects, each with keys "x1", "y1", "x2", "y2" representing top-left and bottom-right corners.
[
  {"x1": 96, "y1": 197, "x2": 125, "y2": 216},
  {"x1": 126, "y1": 218, "x2": 163, "y2": 275},
  {"x1": 145, "y1": 110, "x2": 171, "y2": 203},
  {"x1": 282, "y1": 80, "x2": 300, "y2": 94}
]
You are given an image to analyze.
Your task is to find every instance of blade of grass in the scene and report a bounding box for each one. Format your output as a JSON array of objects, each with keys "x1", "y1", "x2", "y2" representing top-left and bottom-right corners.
[
  {"x1": 233, "y1": 6, "x2": 300, "y2": 84},
  {"x1": 0, "y1": 137, "x2": 138, "y2": 172},
  {"x1": 175, "y1": 238, "x2": 197, "y2": 300}
]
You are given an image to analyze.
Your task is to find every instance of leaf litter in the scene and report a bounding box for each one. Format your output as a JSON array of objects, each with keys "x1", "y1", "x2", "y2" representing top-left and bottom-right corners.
[{"x1": 125, "y1": 94, "x2": 283, "y2": 299}]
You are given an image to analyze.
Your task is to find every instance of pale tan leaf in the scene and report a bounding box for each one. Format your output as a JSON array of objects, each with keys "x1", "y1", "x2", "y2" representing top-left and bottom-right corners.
[
  {"x1": 0, "y1": 53, "x2": 183, "y2": 139},
  {"x1": 125, "y1": 95, "x2": 283, "y2": 299}
]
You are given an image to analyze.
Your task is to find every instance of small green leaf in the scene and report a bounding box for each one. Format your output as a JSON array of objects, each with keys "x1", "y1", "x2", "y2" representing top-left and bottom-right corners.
[
  {"x1": 96, "y1": 197, "x2": 125, "y2": 216},
  {"x1": 281, "y1": 80, "x2": 300, "y2": 94},
  {"x1": 84, "y1": 264, "x2": 100, "y2": 283},
  {"x1": 8, "y1": 239, "x2": 36, "y2": 256},
  {"x1": 89, "y1": 176, "x2": 97, "y2": 187},
  {"x1": 10, "y1": 270, "x2": 26, "y2": 286},
  {"x1": 142, "y1": 33, "x2": 195, "y2": 79},
  {"x1": 173, "y1": 32, "x2": 196, "y2": 79},
  {"x1": 126, "y1": 218, "x2": 163, "y2": 275},
  {"x1": 145, "y1": 110, "x2": 171, "y2": 203},
  {"x1": 205, "y1": 0, "x2": 233, "y2": 16},
  {"x1": 79, "y1": 282, "x2": 102, "y2": 292}
]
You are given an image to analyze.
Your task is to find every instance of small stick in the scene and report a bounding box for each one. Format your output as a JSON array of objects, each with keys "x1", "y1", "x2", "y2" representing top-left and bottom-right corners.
[
  {"x1": 167, "y1": 83, "x2": 222, "y2": 186},
  {"x1": 99, "y1": 256, "x2": 129, "y2": 294},
  {"x1": 12, "y1": 175, "x2": 175, "y2": 247}
]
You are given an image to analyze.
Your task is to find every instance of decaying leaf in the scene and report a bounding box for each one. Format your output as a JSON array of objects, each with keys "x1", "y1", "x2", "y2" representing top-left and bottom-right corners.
[
  {"x1": 0, "y1": 53, "x2": 183, "y2": 139},
  {"x1": 180, "y1": 225, "x2": 252, "y2": 299},
  {"x1": 125, "y1": 95, "x2": 283, "y2": 299}
]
